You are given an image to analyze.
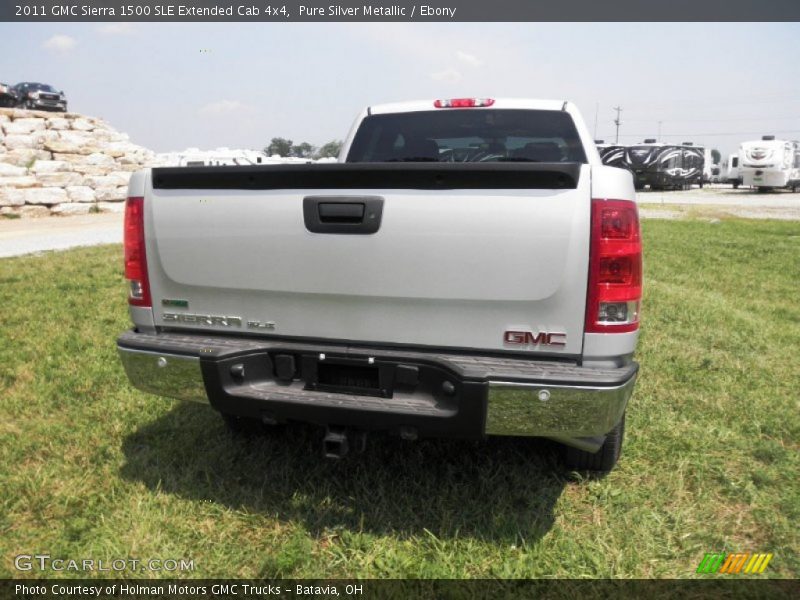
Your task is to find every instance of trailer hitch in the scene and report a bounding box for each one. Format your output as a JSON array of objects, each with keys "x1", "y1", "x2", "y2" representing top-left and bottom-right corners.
[{"x1": 323, "y1": 426, "x2": 367, "y2": 459}]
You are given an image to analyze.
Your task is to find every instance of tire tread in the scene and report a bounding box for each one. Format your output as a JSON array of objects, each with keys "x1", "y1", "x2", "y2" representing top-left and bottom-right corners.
[{"x1": 564, "y1": 414, "x2": 625, "y2": 473}]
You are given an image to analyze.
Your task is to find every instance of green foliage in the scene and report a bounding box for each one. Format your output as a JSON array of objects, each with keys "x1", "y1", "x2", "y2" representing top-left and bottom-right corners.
[
  {"x1": 315, "y1": 140, "x2": 343, "y2": 159},
  {"x1": 292, "y1": 142, "x2": 315, "y2": 158},
  {"x1": 264, "y1": 137, "x2": 293, "y2": 157},
  {"x1": 264, "y1": 138, "x2": 317, "y2": 158}
]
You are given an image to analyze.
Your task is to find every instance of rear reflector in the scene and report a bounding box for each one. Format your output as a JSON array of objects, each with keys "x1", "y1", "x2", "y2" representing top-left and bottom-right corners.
[
  {"x1": 586, "y1": 199, "x2": 642, "y2": 333},
  {"x1": 434, "y1": 98, "x2": 495, "y2": 108},
  {"x1": 123, "y1": 196, "x2": 151, "y2": 307}
]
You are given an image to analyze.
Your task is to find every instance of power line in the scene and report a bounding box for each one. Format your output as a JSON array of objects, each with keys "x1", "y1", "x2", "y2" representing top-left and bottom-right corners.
[
  {"x1": 622, "y1": 91, "x2": 800, "y2": 112},
  {"x1": 624, "y1": 115, "x2": 800, "y2": 123},
  {"x1": 598, "y1": 130, "x2": 800, "y2": 138}
]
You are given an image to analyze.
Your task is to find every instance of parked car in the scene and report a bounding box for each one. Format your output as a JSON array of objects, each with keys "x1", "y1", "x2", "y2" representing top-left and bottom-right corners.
[
  {"x1": 12, "y1": 82, "x2": 67, "y2": 112},
  {"x1": 117, "y1": 97, "x2": 642, "y2": 472},
  {"x1": 0, "y1": 82, "x2": 16, "y2": 107}
]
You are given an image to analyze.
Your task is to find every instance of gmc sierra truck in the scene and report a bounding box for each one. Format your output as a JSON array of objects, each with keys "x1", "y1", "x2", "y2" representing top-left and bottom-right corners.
[{"x1": 117, "y1": 98, "x2": 641, "y2": 472}]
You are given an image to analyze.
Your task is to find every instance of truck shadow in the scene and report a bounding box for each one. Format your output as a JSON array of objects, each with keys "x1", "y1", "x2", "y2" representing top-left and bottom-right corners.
[{"x1": 120, "y1": 403, "x2": 568, "y2": 543}]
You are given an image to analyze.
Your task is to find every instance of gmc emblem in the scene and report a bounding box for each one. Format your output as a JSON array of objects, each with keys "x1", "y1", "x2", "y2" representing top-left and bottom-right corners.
[{"x1": 504, "y1": 330, "x2": 567, "y2": 346}]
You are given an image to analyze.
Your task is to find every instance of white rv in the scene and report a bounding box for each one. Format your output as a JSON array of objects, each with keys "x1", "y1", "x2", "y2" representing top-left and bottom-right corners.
[
  {"x1": 178, "y1": 147, "x2": 272, "y2": 167},
  {"x1": 703, "y1": 148, "x2": 722, "y2": 184},
  {"x1": 738, "y1": 136, "x2": 800, "y2": 192},
  {"x1": 724, "y1": 153, "x2": 741, "y2": 188},
  {"x1": 156, "y1": 148, "x2": 320, "y2": 167}
]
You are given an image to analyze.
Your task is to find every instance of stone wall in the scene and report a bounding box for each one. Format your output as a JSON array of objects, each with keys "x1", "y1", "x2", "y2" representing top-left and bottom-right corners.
[{"x1": 0, "y1": 108, "x2": 159, "y2": 217}]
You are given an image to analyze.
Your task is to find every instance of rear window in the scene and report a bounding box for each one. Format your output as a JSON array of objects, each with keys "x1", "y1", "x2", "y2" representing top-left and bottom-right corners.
[{"x1": 346, "y1": 109, "x2": 587, "y2": 163}]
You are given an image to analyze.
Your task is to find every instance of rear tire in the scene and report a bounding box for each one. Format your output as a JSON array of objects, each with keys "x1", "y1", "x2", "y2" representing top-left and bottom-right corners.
[{"x1": 564, "y1": 414, "x2": 625, "y2": 473}]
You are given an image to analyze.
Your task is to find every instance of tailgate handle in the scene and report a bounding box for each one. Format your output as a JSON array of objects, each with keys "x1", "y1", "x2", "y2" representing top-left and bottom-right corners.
[
  {"x1": 304, "y1": 196, "x2": 384, "y2": 234},
  {"x1": 318, "y1": 202, "x2": 364, "y2": 223}
]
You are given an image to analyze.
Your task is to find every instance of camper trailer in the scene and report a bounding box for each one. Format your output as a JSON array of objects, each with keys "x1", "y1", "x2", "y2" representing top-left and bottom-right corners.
[
  {"x1": 703, "y1": 148, "x2": 723, "y2": 184},
  {"x1": 177, "y1": 148, "x2": 271, "y2": 167},
  {"x1": 623, "y1": 139, "x2": 704, "y2": 190},
  {"x1": 738, "y1": 136, "x2": 800, "y2": 192},
  {"x1": 724, "y1": 153, "x2": 741, "y2": 188},
  {"x1": 152, "y1": 148, "x2": 319, "y2": 168},
  {"x1": 595, "y1": 140, "x2": 628, "y2": 170}
]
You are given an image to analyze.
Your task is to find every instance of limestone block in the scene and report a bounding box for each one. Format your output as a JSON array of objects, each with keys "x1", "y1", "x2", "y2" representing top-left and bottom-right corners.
[
  {"x1": 31, "y1": 160, "x2": 73, "y2": 173},
  {"x1": 35, "y1": 172, "x2": 84, "y2": 187},
  {"x1": 24, "y1": 187, "x2": 68, "y2": 205},
  {"x1": 70, "y1": 118, "x2": 95, "y2": 131},
  {"x1": 0, "y1": 163, "x2": 28, "y2": 177},
  {"x1": 97, "y1": 201, "x2": 126, "y2": 213},
  {"x1": 0, "y1": 175, "x2": 37, "y2": 188},
  {"x1": 65, "y1": 186, "x2": 96, "y2": 203},
  {"x1": 51, "y1": 202, "x2": 92, "y2": 215},
  {"x1": 0, "y1": 188, "x2": 25, "y2": 206}
]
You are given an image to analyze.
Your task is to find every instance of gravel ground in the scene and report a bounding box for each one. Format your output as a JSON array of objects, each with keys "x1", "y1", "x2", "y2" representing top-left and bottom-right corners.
[
  {"x1": 0, "y1": 213, "x2": 123, "y2": 258},
  {"x1": 637, "y1": 184, "x2": 800, "y2": 207},
  {"x1": 636, "y1": 184, "x2": 800, "y2": 220},
  {"x1": 0, "y1": 186, "x2": 797, "y2": 259}
]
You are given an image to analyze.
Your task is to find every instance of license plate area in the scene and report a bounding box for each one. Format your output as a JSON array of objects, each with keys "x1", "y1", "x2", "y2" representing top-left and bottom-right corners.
[{"x1": 305, "y1": 357, "x2": 392, "y2": 398}]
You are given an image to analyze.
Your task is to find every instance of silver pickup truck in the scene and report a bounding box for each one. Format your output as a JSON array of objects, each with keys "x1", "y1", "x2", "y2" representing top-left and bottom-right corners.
[{"x1": 118, "y1": 98, "x2": 641, "y2": 471}]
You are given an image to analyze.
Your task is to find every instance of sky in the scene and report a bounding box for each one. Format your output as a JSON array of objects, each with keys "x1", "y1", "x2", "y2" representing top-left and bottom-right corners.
[{"x1": 1, "y1": 22, "x2": 799, "y2": 157}]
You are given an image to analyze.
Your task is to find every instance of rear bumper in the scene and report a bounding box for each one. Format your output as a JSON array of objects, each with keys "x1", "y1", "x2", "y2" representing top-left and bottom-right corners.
[
  {"x1": 740, "y1": 168, "x2": 790, "y2": 187},
  {"x1": 118, "y1": 330, "x2": 637, "y2": 450}
]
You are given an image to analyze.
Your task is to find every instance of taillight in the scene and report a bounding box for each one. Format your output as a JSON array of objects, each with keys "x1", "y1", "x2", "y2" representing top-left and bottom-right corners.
[
  {"x1": 433, "y1": 98, "x2": 495, "y2": 108},
  {"x1": 123, "y1": 196, "x2": 151, "y2": 307},
  {"x1": 586, "y1": 199, "x2": 641, "y2": 333}
]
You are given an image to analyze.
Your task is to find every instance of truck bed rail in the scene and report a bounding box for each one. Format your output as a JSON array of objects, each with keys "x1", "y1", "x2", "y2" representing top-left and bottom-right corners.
[{"x1": 151, "y1": 162, "x2": 581, "y2": 191}]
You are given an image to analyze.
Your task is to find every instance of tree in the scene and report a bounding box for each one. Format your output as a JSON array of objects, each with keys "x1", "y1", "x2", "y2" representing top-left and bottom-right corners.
[
  {"x1": 291, "y1": 142, "x2": 315, "y2": 158},
  {"x1": 711, "y1": 149, "x2": 721, "y2": 164},
  {"x1": 265, "y1": 137, "x2": 293, "y2": 157},
  {"x1": 315, "y1": 140, "x2": 343, "y2": 159}
]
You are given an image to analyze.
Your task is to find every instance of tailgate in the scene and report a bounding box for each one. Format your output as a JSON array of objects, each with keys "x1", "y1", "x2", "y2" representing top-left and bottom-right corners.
[{"x1": 144, "y1": 164, "x2": 591, "y2": 356}]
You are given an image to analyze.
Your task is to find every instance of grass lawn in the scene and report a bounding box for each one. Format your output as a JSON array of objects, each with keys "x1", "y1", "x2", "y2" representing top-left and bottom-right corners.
[{"x1": 0, "y1": 218, "x2": 797, "y2": 579}]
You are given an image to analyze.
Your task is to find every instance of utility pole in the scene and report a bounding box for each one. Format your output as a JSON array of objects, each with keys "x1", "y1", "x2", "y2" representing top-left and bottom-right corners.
[
  {"x1": 613, "y1": 106, "x2": 623, "y2": 143},
  {"x1": 594, "y1": 102, "x2": 599, "y2": 140}
]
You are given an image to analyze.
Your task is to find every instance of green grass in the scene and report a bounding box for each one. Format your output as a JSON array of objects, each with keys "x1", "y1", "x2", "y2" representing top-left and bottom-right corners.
[{"x1": 0, "y1": 218, "x2": 798, "y2": 579}]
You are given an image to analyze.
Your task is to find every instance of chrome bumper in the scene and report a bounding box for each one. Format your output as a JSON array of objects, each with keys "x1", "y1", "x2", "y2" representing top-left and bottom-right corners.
[
  {"x1": 118, "y1": 347, "x2": 207, "y2": 404},
  {"x1": 32, "y1": 99, "x2": 66, "y2": 110},
  {"x1": 118, "y1": 341, "x2": 636, "y2": 452},
  {"x1": 485, "y1": 376, "x2": 636, "y2": 452}
]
